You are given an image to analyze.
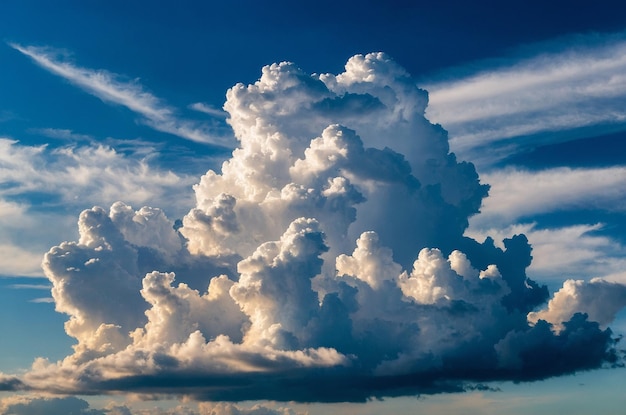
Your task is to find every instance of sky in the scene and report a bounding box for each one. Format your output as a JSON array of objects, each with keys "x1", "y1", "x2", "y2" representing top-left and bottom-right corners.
[{"x1": 1, "y1": 1, "x2": 626, "y2": 414}]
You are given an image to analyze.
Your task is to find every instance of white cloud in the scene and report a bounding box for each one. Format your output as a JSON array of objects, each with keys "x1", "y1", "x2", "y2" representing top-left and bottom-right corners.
[
  {"x1": 7, "y1": 53, "x2": 624, "y2": 402},
  {"x1": 336, "y1": 231, "x2": 402, "y2": 290},
  {"x1": 424, "y1": 34, "x2": 626, "y2": 163},
  {"x1": 398, "y1": 248, "x2": 505, "y2": 305},
  {"x1": 0, "y1": 138, "x2": 195, "y2": 216},
  {"x1": 10, "y1": 44, "x2": 233, "y2": 147},
  {"x1": 189, "y1": 102, "x2": 228, "y2": 118},
  {"x1": 8, "y1": 284, "x2": 52, "y2": 290},
  {"x1": 0, "y1": 200, "x2": 30, "y2": 226},
  {"x1": 29, "y1": 298, "x2": 54, "y2": 304},
  {"x1": 472, "y1": 166, "x2": 626, "y2": 227},
  {"x1": 0, "y1": 138, "x2": 196, "y2": 277},
  {"x1": 528, "y1": 279, "x2": 626, "y2": 331},
  {"x1": 29, "y1": 128, "x2": 93, "y2": 142},
  {"x1": 0, "y1": 244, "x2": 46, "y2": 277}
]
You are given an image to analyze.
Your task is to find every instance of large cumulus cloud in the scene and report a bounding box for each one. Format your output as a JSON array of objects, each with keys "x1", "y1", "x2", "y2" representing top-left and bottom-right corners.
[{"x1": 10, "y1": 53, "x2": 625, "y2": 402}]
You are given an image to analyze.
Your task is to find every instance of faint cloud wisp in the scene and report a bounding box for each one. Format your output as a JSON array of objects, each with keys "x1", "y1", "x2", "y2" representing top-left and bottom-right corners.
[{"x1": 10, "y1": 43, "x2": 233, "y2": 148}]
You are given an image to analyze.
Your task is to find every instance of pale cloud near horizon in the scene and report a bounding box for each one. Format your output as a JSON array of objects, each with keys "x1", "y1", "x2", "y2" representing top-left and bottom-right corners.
[
  {"x1": 425, "y1": 35, "x2": 626, "y2": 163},
  {"x1": 0, "y1": 395, "x2": 305, "y2": 415},
  {"x1": 10, "y1": 43, "x2": 233, "y2": 147}
]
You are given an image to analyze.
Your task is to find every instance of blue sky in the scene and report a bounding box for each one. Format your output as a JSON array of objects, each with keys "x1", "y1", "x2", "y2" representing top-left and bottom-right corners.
[{"x1": 1, "y1": 1, "x2": 626, "y2": 414}]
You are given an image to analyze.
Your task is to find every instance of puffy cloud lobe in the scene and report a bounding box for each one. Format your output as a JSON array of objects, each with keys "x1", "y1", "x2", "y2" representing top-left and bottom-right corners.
[
  {"x1": 43, "y1": 206, "x2": 147, "y2": 361},
  {"x1": 26, "y1": 53, "x2": 626, "y2": 402},
  {"x1": 134, "y1": 271, "x2": 246, "y2": 346},
  {"x1": 195, "y1": 53, "x2": 488, "y2": 266},
  {"x1": 31, "y1": 216, "x2": 347, "y2": 395},
  {"x1": 528, "y1": 279, "x2": 626, "y2": 330},
  {"x1": 465, "y1": 222, "x2": 614, "y2": 281},
  {"x1": 336, "y1": 231, "x2": 401, "y2": 289},
  {"x1": 110, "y1": 202, "x2": 184, "y2": 260},
  {"x1": 183, "y1": 194, "x2": 240, "y2": 256},
  {"x1": 41, "y1": 203, "x2": 236, "y2": 363},
  {"x1": 398, "y1": 248, "x2": 504, "y2": 305},
  {"x1": 230, "y1": 218, "x2": 327, "y2": 348}
]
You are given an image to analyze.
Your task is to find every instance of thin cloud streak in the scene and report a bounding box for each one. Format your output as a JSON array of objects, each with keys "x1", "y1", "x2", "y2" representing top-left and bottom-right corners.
[
  {"x1": 28, "y1": 298, "x2": 55, "y2": 304},
  {"x1": 28, "y1": 128, "x2": 93, "y2": 142},
  {"x1": 0, "y1": 138, "x2": 195, "y2": 213},
  {"x1": 472, "y1": 166, "x2": 626, "y2": 227},
  {"x1": 10, "y1": 43, "x2": 233, "y2": 147},
  {"x1": 0, "y1": 244, "x2": 47, "y2": 277},
  {"x1": 425, "y1": 35, "x2": 626, "y2": 160},
  {"x1": 0, "y1": 138, "x2": 197, "y2": 277},
  {"x1": 468, "y1": 166, "x2": 626, "y2": 283},
  {"x1": 189, "y1": 102, "x2": 228, "y2": 117},
  {"x1": 9, "y1": 284, "x2": 52, "y2": 290}
]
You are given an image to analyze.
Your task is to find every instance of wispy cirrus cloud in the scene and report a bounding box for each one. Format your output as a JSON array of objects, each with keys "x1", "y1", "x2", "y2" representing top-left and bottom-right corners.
[
  {"x1": 189, "y1": 102, "x2": 228, "y2": 117},
  {"x1": 0, "y1": 138, "x2": 196, "y2": 213},
  {"x1": 0, "y1": 110, "x2": 18, "y2": 123},
  {"x1": 0, "y1": 138, "x2": 197, "y2": 277},
  {"x1": 424, "y1": 33, "x2": 626, "y2": 164},
  {"x1": 467, "y1": 222, "x2": 626, "y2": 283},
  {"x1": 8, "y1": 284, "x2": 51, "y2": 290},
  {"x1": 28, "y1": 128, "x2": 93, "y2": 142},
  {"x1": 28, "y1": 298, "x2": 54, "y2": 304},
  {"x1": 10, "y1": 43, "x2": 233, "y2": 148},
  {"x1": 473, "y1": 166, "x2": 626, "y2": 227},
  {"x1": 0, "y1": 244, "x2": 47, "y2": 277},
  {"x1": 467, "y1": 166, "x2": 626, "y2": 283}
]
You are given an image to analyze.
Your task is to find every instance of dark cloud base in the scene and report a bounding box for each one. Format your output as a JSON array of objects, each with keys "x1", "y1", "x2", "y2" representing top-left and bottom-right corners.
[
  {"x1": 48, "y1": 314, "x2": 618, "y2": 403},
  {"x1": 0, "y1": 376, "x2": 25, "y2": 392}
]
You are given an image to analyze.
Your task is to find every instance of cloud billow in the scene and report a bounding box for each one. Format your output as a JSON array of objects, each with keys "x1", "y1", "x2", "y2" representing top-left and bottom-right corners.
[{"x1": 12, "y1": 53, "x2": 625, "y2": 402}]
